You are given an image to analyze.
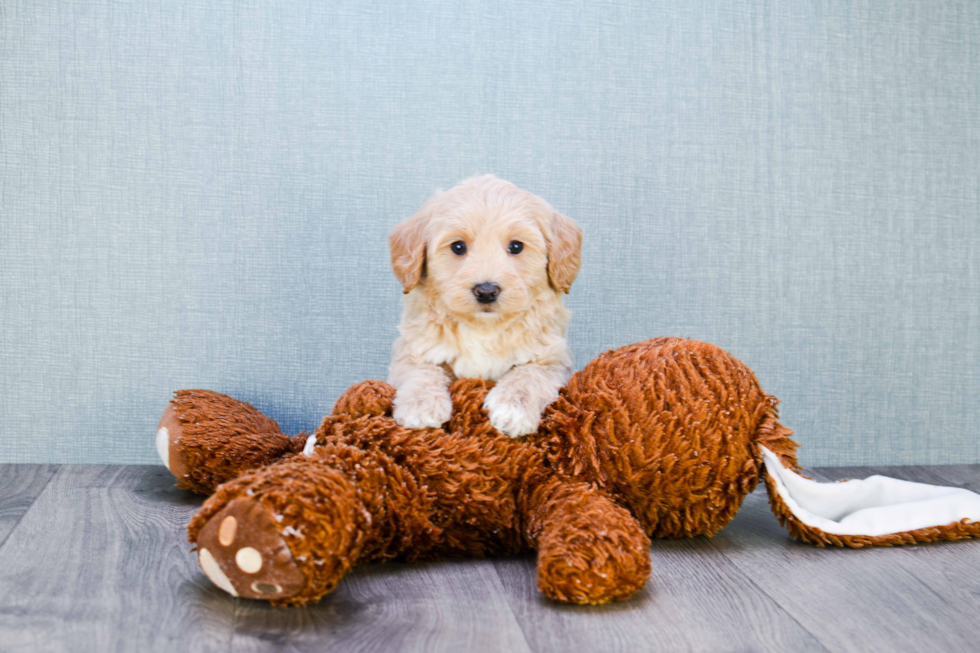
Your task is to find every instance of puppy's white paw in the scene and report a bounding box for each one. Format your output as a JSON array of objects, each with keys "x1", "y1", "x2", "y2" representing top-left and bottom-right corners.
[
  {"x1": 483, "y1": 388, "x2": 542, "y2": 438},
  {"x1": 393, "y1": 388, "x2": 453, "y2": 430}
]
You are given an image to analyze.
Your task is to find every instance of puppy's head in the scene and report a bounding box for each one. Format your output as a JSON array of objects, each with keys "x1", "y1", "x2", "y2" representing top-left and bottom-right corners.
[{"x1": 390, "y1": 175, "x2": 582, "y2": 321}]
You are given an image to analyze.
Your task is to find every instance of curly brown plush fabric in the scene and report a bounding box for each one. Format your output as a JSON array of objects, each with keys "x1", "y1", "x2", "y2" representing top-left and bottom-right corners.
[
  {"x1": 163, "y1": 337, "x2": 977, "y2": 607},
  {"x1": 183, "y1": 377, "x2": 655, "y2": 605},
  {"x1": 536, "y1": 338, "x2": 799, "y2": 539},
  {"x1": 159, "y1": 390, "x2": 307, "y2": 495}
]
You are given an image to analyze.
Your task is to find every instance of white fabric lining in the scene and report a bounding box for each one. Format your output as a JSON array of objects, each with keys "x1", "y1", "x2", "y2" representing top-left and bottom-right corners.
[
  {"x1": 760, "y1": 446, "x2": 980, "y2": 537},
  {"x1": 155, "y1": 427, "x2": 170, "y2": 470},
  {"x1": 302, "y1": 434, "x2": 317, "y2": 457}
]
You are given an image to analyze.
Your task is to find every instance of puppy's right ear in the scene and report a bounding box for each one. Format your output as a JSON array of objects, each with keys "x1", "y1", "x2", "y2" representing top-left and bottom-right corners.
[{"x1": 389, "y1": 207, "x2": 429, "y2": 293}]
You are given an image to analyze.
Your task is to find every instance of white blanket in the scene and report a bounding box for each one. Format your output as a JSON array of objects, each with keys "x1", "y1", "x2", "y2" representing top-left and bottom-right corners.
[{"x1": 761, "y1": 446, "x2": 980, "y2": 537}]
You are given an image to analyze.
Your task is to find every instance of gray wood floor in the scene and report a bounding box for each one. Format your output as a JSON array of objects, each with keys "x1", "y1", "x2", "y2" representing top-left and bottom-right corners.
[{"x1": 0, "y1": 463, "x2": 978, "y2": 653}]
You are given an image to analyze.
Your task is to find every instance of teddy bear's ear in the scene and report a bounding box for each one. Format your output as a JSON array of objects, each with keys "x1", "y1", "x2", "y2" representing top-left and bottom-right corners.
[
  {"x1": 389, "y1": 204, "x2": 431, "y2": 293},
  {"x1": 545, "y1": 211, "x2": 582, "y2": 294}
]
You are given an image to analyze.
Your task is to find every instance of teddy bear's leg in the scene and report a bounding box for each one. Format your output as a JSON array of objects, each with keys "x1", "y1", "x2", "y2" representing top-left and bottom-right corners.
[
  {"x1": 158, "y1": 390, "x2": 306, "y2": 494},
  {"x1": 188, "y1": 440, "x2": 437, "y2": 605},
  {"x1": 523, "y1": 476, "x2": 652, "y2": 605},
  {"x1": 331, "y1": 380, "x2": 396, "y2": 418}
]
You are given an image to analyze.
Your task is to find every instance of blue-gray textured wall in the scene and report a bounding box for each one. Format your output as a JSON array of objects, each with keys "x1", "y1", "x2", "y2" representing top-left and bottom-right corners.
[{"x1": 1, "y1": 1, "x2": 978, "y2": 465}]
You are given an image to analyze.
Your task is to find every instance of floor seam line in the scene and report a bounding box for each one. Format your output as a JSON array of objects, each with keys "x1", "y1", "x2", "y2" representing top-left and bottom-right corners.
[
  {"x1": 489, "y1": 559, "x2": 539, "y2": 653},
  {"x1": 702, "y1": 529, "x2": 837, "y2": 653},
  {"x1": 0, "y1": 464, "x2": 61, "y2": 553}
]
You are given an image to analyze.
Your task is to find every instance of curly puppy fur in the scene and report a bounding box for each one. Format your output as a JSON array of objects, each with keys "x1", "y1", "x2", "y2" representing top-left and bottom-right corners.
[
  {"x1": 387, "y1": 175, "x2": 582, "y2": 438},
  {"x1": 180, "y1": 338, "x2": 802, "y2": 606}
]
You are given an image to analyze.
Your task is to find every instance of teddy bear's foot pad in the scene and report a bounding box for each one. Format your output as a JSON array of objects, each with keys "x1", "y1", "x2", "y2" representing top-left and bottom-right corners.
[
  {"x1": 195, "y1": 496, "x2": 307, "y2": 600},
  {"x1": 156, "y1": 403, "x2": 189, "y2": 479}
]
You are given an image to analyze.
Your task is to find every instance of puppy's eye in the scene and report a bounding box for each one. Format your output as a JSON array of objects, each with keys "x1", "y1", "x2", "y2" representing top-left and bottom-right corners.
[
  {"x1": 508, "y1": 240, "x2": 524, "y2": 255},
  {"x1": 450, "y1": 241, "x2": 467, "y2": 256}
]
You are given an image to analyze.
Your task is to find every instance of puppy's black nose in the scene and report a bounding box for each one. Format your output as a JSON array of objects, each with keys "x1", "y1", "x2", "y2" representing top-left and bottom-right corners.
[{"x1": 473, "y1": 282, "x2": 501, "y2": 304}]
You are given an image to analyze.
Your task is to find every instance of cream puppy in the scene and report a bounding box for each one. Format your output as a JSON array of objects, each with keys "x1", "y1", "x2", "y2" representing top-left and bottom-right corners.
[{"x1": 387, "y1": 175, "x2": 582, "y2": 437}]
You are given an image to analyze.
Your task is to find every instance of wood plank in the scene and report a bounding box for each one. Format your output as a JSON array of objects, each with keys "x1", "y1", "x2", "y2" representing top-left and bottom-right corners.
[
  {"x1": 2, "y1": 463, "x2": 979, "y2": 652},
  {"x1": 707, "y1": 465, "x2": 980, "y2": 653},
  {"x1": 492, "y1": 540, "x2": 829, "y2": 653},
  {"x1": 915, "y1": 464, "x2": 980, "y2": 491},
  {"x1": 0, "y1": 465, "x2": 234, "y2": 653},
  {"x1": 0, "y1": 464, "x2": 58, "y2": 548},
  {"x1": 231, "y1": 558, "x2": 533, "y2": 653}
]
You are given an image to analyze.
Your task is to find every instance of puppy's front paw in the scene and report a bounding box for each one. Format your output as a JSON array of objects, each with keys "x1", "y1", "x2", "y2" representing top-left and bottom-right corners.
[
  {"x1": 393, "y1": 388, "x2": 453, "y2": 430},
  {"x1": 483, "y1": 388, "x2": 542, "y2": 438}
]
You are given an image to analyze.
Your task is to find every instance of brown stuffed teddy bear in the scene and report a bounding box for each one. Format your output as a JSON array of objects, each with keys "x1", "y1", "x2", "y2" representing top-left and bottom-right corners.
[{"x1": 157, "y1": 337, "x2": 980, "y2": 606}]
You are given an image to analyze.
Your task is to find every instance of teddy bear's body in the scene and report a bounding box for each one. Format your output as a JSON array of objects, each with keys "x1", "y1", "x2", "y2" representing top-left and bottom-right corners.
[{"x1": 159, "y1": 337, "x2": 980, "y2": 606}]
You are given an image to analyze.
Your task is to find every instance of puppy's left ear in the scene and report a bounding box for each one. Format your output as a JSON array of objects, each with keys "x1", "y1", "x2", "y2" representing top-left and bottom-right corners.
[
  {"x1": 389, "y1": 207, "x2": 429, "y2": 293},
  {"x1": 545, "y1": 211, "x2": 582, "y2": 293}
]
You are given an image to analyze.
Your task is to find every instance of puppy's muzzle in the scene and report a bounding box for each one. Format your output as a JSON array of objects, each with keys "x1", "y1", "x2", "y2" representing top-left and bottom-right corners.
[{"x1": 472, "y1": 282, "x2": 501, "y2": 304}]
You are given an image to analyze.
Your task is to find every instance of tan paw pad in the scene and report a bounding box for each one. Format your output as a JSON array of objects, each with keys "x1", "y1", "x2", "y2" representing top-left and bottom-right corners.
[
  {"x1": 251, "y1": 581, "x2": 282, "y2": 595},
  {"x1": 218, "y1": 516, "x2": 237, "y2": 546},
  {"x1": 235, "y1": 547, "x2": 263, "y2": 573},
  {"x1": 198, "y1": 548, "x2": 238, "y2": 597}
]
